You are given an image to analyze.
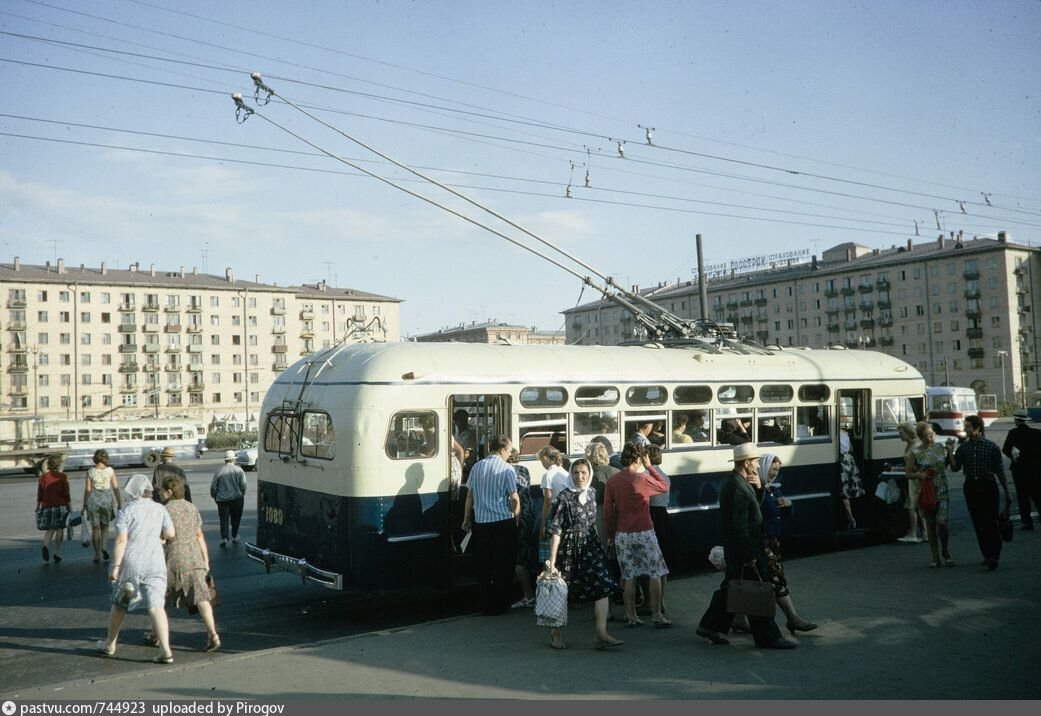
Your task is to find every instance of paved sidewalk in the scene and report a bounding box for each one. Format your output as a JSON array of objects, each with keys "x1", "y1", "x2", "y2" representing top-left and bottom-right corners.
[{"x1": 8, "y1": 523, "x2": 1040, "y2": 700}]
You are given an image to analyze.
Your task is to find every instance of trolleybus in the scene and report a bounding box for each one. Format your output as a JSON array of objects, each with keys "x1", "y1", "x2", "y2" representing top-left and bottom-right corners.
[
  {"x1": 245, "y1": 340, "x2": 925, "y2": 592},
  {"x1": 35, "y1": 419, "x2": 202, "y2": 470},
  {"x1": 926, "y1": 386, "x2": 978, "y2": 437}
]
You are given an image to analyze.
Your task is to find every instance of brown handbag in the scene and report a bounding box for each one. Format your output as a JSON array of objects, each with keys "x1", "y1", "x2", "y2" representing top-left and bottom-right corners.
[{"x1": 726, "y1": 566, "x2": 776, "y2": 618}]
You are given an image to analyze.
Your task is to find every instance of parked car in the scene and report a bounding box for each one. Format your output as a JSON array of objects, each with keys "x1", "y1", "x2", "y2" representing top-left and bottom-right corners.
[{"x1": 236, "y1": 441, "x2": 258, "y2": 471}]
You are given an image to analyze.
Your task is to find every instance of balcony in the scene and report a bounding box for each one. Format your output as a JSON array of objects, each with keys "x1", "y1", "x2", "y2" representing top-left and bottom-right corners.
[
  {"x1": 5, "y1": 321, "x2": 27, "y2": 331},
  {"x1": 964, "y1": 289, "x2": 981, "y2": 299},
  {"x1": 6, "y1": 345, "x2": 26, "y2": 353},
  {"x1": 271, "y1": 325, "x2": 286, "y2": 335},
  {"x1": 164, "y1": 325, "x2": 182, "y2": 333},
  {"x1": 860, "y1": 319, "x2": 875, "y2": 329},
  {"x1": 7, "y1": 363, "x2": 29, "y2": 373},
  {"x1": 843, "y1": 306, "x2": 857, "y2": 315},
  {"x1": 858, "y1": 285, "x2": 873, "y2": 294},
  {"x1": 754, "y1": 298, "x2": 768, "y2": 307},
  {"x1": 965, "y1": 309, "x2": 983, "y2": 319},
  {"x1": 7, "y1": 299, "x2": 26, "y2": 309},
  {"x1": 118, "y1": 324, "x2": 136, "y2": 333},
  {"x1": 756, "y1": 313, "x2": 769, "y2": 323},
  {"x1": 272, "y1": 344, "x2": 288, "y2": 353},
  {"x1": 118, "y1": 363, "x2": 139, "y2": 373},
  {"x1": 968, "y1": 347, "x2": 985, "y2": 359},
  {"x1": 8, "y1": 384, "x2": 28, "y2": 395},
  {"x1": 142, "y1": 324, "x2": 159, "y2": 333},
  {"x1": 165, "y1": 365, "x2": 182, "y2": 372},
  {"x1": 300, "y1": 330, "x2": 314, "y2": 339},
  {"x1": 271, "y1": 306, "x2": 286, "y2": 316},
  {"x1": 876, "y1": 279, "x2": 891, "y2": 290},
  {"x1": 118, "y1": 344, "x2": 137, "y2": 353},
  {"x1": 824, "y1": 289, "x2": 838, "y2": 298},
  {"x1": 273, "y1": 361, "x2": 288, "y2": 371},
  {"x1": 966, "y1": 328, "x2": 984, "y2": 339},
  {"x1": 118, "y1": 303, "x2": 135, "y2": 312},
  {"x1": 963, "y1": 270, "x2": 980, "y2": 281},
  {"x1": 844, "y1": 321, "x2": 857, "y2": 331},
  {"x1": 142, "y1": 303, "x2": 160, "y2": 312},
  {"x1": 1017, "y1": 286, "x2": 1029, "y2": 295},
  {"x1": 841, "y1": 287, "x2": 856, "y2": 296},
  {"x1": 186, "y1": 325, "x2": 202, "y2": 333},
  {"x1": 1014, "y1": 266, "x2": 1025, "y2": 276},
  {"x1": 877, "y1": 299, "x2": 892, "y2": 309},
  {"x1": 165, "y1": 345, "x2": 182, "y2": 353},
  {"x1": 186, "y1": 344, "x2": 203, "y2": 353},
  {"x1": 299, "y1": 348, "x2": 312, "y2": 356},
  {"x1": 119, "y1": 385, "x2": 137, "y2": 394},
  {"x1": 300, "y1": 310, "x2": 314, "y2": 321},
  {"x1": 879, "y1": 336, "x2": 895, "y2": 346},
  {"x1": 860, "y1": 301, "x2": 874, "y2": 311},
  {"x1": 827, "y1": 322, "x2": 841, "y2": 332},
  {"x1": 879, "y1": 317, "x2": 894, "y2": 327},
  {"x1": 164, "y1": 305, "x2": 181, "y2": 313},
  {"x1": 186, "y1": 304, "x2": 203, "y2": 313},
  {"x1": 143, "y1": 364, "x2": 159, "y2": 373},
  {"x1": 143, "y1": 344, "x2": 160, "y2": 354},
  {"x1": 188, "y1": 383, "x2": 205, "y2": 392},
  {"x1": 825, "y1": 308, "x2": 840, "y2": 317},
  {"x1": 166, "y1": 386, "x2": 183, "y2": 393},
  {"x1": 739, "y1": 299, "x2": 754, "y2": 308}
]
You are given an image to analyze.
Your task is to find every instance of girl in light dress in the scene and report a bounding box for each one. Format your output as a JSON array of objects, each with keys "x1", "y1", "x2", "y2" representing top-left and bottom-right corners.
[{"x1": 83, "y1": 448, "x2": 122, "y2": 563}]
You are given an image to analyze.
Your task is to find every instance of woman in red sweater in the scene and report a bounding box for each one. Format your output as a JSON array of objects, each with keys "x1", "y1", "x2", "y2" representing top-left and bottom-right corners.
[
  {"x1": 36, "y1": 454, "x2": 71, "y2": 563},
  {"x1": 603, "y1": 442, "x2": 671, "y2": 628}
]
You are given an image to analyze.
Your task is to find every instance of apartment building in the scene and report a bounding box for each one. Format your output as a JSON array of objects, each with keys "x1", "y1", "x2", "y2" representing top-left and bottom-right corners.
[
  {"x1": 564, "y1": 232, "x2": 1039, "y2": 403},
  {"x1": 1, "y1": 258, "x2": 401, "y2": 427},
  {"x1": 414, "y1": 320, "x2": 565, "y2": 345}
]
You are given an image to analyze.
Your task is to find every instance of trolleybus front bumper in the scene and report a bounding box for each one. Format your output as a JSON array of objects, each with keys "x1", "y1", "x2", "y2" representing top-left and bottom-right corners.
[{"x1": 244, "y1": 542, "x2": 343, "y2": 590}]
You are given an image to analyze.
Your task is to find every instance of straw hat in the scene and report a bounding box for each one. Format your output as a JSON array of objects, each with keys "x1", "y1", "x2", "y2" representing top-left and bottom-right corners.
[
  {"x1": 161, "y1": 447, "x2": 175, "y2": 459},
  {"x1": 1012, "y1": 409, "x2": 1029, "y2": 421},
  {"x1": 728, "y1": 442, "x2": 761, "y2": 462},
  {"x1": 224, "y1": 450, "x2": 237, "y2": 461}
]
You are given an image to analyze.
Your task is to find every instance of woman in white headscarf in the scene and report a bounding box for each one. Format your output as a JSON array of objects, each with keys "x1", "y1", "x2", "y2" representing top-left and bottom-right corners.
[
  {"x1": 95, "y1": 474, "x2": 176, "y2": 663},
  {"x1": 756, "y1": 453, "x2": 816, "y2": 635},
  {"x1": 544, "y1": 458, "x2": 623, "y2": 650}
]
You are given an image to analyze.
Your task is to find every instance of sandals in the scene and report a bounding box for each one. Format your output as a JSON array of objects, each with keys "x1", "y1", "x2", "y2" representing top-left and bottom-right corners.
[
  {"x1": 152, "y1": 653, "x2": 174, "y2": 664},
  {"x1": 594, "y1": 637, "x2": 624, "y2": 650},
  {"x1": 652, "y1": 616, "x2": 673, "y2": 629},
  {"x1": 95, "y1": 640, "x2": 115, "y2": 656},
  {"x1": 204, "y1": 635, "x2": 222, "y2": 653},
  {"x1": 549, "y1": 636, "x2": 568, "y2": 650},
  {"x1": 928, "y1": 561, "x2": 940, "y2": 568},
  {"x1": 943, "y1": 555, "x2": 956, "y2": 567},
  {"x1": 625, "y1": 617, "x2": 644, "y2": 628}
]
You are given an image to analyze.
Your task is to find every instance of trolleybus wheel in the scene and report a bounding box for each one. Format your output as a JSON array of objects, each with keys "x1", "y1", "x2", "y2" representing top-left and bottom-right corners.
[{"x1": 143, "y1": 450, "x2": 161, "y2": 468}]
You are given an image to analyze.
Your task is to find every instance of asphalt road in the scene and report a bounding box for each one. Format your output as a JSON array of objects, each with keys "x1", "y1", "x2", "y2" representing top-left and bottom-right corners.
[{"x1": 1, "y1": 420, "x2": 1033, "y2": 698}]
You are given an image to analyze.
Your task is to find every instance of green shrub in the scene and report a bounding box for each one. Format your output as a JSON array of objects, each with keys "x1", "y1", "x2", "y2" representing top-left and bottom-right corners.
[{"x1": 206, "y1": 431, "x2": 258, "y2": 450}]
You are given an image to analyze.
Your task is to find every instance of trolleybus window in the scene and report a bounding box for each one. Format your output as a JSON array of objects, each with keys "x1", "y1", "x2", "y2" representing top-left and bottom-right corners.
[
  {"x1": 716, "y1": 408, "x2": 753, "y2": 445},
  {"x1": 575, "y1": 386, "x2": 619, "y2": 407},
  {"x1": 795, "y1": 406, "x2": 830, "y2": 440},
  {"x1": 718, "y1": 384, "x2": 755, "y2": 404},
  {"x1": 673, "y1": 385, "x2": 712, "y2": 405},
  {"x1": 798, "y1": 384, "x2": 831, "y2": 402},
  {"x1": 625, "y1": 385, "x2": 667, "y2": 406},
  {"x1": 301, "y1": 411, "x2": 336, "y2": 460},
  {"x1": 520, "y1": 386, "x2": 568, "y2": 408},
  {"x1": 572, "y1": 410, "x2": 618, "y2": 454},
  {"x1": 760, "y1": 385, "x2": 794, "y2": 403},
  {"x1": 385, "y1": 411, "x2": 435, "y2": 460},
  {"x1": 623, "y1": 410, "x2": 666, "y2": 445},
  {"x1": 518, "y1": 412, "x2": 567, "y2": 456},
  {"x1": 875, "y1": 397, "x2": 918, "y2": 435},
  {"x1": 757, "y1": 409, "x2": 794, "y2": 445},
  {"x1": 670, "y1": 409, "x2": 711, "y2": 445},
  {"x1": 264, "y1": 411, "x2": 300, "y2": 456}
]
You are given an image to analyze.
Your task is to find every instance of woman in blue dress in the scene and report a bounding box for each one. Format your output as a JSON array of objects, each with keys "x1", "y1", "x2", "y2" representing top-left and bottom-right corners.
[
  {"x1": 95, "y1": 474, "x2": 176, "y2": 663},
  {"x1": 546, "y1": 458, "x2": 623, "y2": 650}
]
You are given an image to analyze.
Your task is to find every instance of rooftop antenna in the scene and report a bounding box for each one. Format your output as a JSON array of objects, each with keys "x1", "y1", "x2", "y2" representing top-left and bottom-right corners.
[
  {"x1": 200, "y1": 243, "x2": 211, "y2": 274},
  {"x1": 322, "y1": 261, "x2": 334, "y2": 285}
]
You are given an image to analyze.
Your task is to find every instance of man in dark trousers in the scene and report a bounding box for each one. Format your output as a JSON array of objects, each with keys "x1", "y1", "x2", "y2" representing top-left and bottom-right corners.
[
  {"x1": 696, "y1": 442, "x2": 796, "y2": 649},
  {"x1": 1002, "y1": 409, "x2": 1041, "y2": 530},
  {"x1": 950, "y1": 415, "x2": 1013, "y2": 570},
  {"x1": 462, "y1": 434, "x2": 520, "y2": 615}
]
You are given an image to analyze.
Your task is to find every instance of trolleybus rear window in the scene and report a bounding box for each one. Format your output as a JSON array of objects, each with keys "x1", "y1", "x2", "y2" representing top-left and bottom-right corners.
[
  {"x1": 385, "y1": 411, "x2": 437, "y2": 459},
  {"x1": 264, "y1": 411, "x2": 300, "y2": 456},
  {"x1": 301, "y1": 411, "x2": 336, "y2": 460}
]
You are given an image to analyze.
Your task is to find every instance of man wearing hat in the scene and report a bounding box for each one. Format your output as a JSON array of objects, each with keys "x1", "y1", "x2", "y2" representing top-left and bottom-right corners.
[
  {"x1": 696, "y1": 442, "x2": 796, "y2": 649},
  {"x1": 210, "y1": 450, "x2": 247, "y2": 547},
  {"x1": 153, "y1": 447, "x2": 192, "y2": 503},
  {"x1": 1002, "y1": 410, "x2": 1041, "y2": 530}
]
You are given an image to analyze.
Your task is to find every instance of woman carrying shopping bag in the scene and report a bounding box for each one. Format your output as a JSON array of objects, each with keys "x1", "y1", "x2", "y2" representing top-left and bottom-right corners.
[{"x1": 543, "y1": 458, "x2": 623, "y2": 651}]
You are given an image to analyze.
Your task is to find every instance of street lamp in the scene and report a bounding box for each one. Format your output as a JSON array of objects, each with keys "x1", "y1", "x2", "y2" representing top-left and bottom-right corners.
[{"x1": 996, "y1": 350, "x2": 1008, "y2": 403}]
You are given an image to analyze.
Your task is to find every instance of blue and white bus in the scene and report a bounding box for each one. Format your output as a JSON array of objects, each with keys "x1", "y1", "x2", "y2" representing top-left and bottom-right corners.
[
  {"x1": 37, "y1": 419, "x2": 201, "y2": 470},
  {"x1": 245, "y1": 340, "x2": 925, "y2": 592}
]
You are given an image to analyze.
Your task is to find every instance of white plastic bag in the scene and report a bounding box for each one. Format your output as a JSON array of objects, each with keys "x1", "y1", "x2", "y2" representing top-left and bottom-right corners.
[
  {"x1": 534, "y1": 563, "x2": 568, "y2": 628},
  {"x1": 885, "y1": 479, "x2": 902, "y2": 505},
  {"x1": 708, "y1": 545, "x2": 726, "y2": 571},
  {"x1": 80, "y1": 519, "x2": 91, "y2": 547}
]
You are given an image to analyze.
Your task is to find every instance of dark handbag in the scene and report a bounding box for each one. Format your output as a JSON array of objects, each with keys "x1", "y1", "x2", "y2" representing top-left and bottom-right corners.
[
  {"x1": 918, "y1": 477, "x2": 938, "y2": 513},
  {"x1": 726, "y1": 565, "x2": 776, "y2": 618},
  {"x1": 998, "y1": 509, "x2": 1014, "y2": 543},
  {"x1": 188, "y1": 573, "x2": 221, "y2": 615}
]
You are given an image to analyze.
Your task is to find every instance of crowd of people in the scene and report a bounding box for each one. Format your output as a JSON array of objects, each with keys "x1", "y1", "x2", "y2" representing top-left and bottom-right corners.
[{"x1": 33, "y1": 446, "x2": 248, "y2": 663}]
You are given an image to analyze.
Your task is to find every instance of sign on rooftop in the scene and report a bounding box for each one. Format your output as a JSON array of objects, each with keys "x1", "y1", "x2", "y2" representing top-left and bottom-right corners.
[{"x1": 700, "y1": 248, "x2": 811, "y2": 279}]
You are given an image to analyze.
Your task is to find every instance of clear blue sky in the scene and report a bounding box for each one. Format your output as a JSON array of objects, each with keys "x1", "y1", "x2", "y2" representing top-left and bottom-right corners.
[{"x1": 2, "y1": 0, "x2": 1039, "y2": 337}]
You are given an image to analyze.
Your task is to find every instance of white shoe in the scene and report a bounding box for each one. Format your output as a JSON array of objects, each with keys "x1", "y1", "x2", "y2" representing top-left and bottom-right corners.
[{"x1": 897, "y1": 536, "x2": 916, "y2": 543}]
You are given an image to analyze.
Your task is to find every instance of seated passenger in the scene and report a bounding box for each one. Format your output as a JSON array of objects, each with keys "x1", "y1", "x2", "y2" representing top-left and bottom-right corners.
[
  {"x1": 689, "y1": 410, "x2": 710, "y2": 442},
  {"x1": 718, "y1": 418, "x2": 751, "y2": 445},
  {"x1": 672, "y1": 415, "x2": 694, "y2": 444}
]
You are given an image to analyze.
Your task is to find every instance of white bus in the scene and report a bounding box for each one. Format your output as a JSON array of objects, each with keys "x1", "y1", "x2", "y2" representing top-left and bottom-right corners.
[
  {"x1": 36, "y1": 419, "x2": 201, "y2": 470},
  {"x1": 926, "y1": 386, "x2": 979, "y2": 437},
  {"x1": 245, "y1": 341, "x2": 925, "y2": 592}
]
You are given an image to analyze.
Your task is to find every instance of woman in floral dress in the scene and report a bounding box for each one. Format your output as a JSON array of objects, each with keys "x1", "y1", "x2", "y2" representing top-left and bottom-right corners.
[
  {"x1": 82, "y1": 449, "x2": 121, "y2": 564},
  {"x1": 906, "y1": 421, "x2": 955, "y2": 568},
  {"x1": 545, "y1": 458, "x2": 623, "y2": 650},
  {"x1": 159, "y1": 473, "x2": 221, "y2": 652}
]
